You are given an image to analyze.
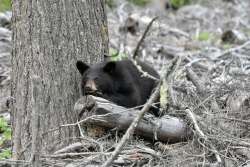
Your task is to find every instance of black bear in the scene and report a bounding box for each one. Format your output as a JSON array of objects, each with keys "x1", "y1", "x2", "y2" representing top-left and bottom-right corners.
[{"x1": 76, "y1": 59, "x2": 159, "y2": 114}]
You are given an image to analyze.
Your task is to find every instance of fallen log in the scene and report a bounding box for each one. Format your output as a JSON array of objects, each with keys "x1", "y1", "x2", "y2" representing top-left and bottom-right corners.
[{"x1": 74, "y1": 95, "x2": 192, "y2": 143}]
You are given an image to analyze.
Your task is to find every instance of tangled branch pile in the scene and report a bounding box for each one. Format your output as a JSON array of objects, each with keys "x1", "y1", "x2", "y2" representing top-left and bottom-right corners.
[
  {"x1": 0, "y1": 0, "x2": 250, "y2": 166},
  {"x1": 38, "y1": 1, "x2": 250, "y2": 166}
]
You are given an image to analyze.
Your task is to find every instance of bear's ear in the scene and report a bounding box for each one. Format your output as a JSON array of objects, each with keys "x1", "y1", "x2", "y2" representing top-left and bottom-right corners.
[
  {"x1": 103, "y1": 61, "x2": 116, "y2": 73},
  {"x1": 76, "y1": 61, "x2": 89, "y2": 75}
]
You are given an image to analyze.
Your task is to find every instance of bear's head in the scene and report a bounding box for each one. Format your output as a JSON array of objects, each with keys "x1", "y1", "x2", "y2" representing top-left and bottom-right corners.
[{"x1": 76, "y1": 60, "x2": 116, "y2": 96}]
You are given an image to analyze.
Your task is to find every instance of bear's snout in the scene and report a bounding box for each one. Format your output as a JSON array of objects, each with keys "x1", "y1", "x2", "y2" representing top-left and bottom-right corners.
[{"x1": 84, "y1": 80, "x2": 98, "y2": 94}]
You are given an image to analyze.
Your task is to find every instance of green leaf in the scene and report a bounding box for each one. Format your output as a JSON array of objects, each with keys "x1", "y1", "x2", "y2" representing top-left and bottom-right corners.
[
  {"x1": 170, "y1": 0, "x2": 190, "y2": 9},
  {"x1": 0, "y1": 148, "x2": 11, "y2": 159},
  {"x1": 0, "y1": 117, "x2": 8, "y2": 132},
  {"x1": 222, "y1": 43, "x2": 232, "y2": 49},
  {"x1": 3, "y1": 127, "x2": 11, "y2": 140},
  {"x1": 0, "y1": 0, "x2": 11, "y2": 12},
  {"x1": 0, "y1": 117, "x2": 11, "y2": 146},
  {"x1": 196, "y1": 32, "x2": 211, "y2": 41},
  {"x1": 127, "y1": 0, "x2": 151, "y2": 6},
  {"x1": 109, "y1": 48, "x2": 128, "y2": 61}
]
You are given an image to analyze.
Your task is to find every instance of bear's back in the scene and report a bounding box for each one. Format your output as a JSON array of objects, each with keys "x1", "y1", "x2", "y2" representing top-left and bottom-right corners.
[{"x1": 117, "y1": 60, "x2": 159, "y2": 103}]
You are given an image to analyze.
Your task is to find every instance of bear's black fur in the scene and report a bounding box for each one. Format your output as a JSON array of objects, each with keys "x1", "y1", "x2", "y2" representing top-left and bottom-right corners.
[{"x1": 76, "y1": 59, "x2": 160, "y2": 114}]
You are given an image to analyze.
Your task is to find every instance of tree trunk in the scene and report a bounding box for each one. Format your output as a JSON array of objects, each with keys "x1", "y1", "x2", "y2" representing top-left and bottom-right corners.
[{"x1": 11, "y1": 0, "x2": 108, "y2": 163}]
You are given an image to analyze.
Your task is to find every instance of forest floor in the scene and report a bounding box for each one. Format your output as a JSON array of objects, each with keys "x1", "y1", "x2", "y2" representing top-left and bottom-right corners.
[{"x1": 0, "y1": 0, "x2": 250, "y2": 166}]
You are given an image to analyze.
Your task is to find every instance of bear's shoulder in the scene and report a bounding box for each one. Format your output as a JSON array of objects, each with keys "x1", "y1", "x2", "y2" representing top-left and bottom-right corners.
[{"x1": 114, "y1": 59, "x2": 159, "y2": 79}]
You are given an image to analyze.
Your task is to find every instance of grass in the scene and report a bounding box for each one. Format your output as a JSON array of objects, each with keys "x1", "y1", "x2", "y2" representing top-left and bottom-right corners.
[
  {"x1": 170, "y1": 0, "x2": 190, "y2": 9},
  {"x1": 0, "y1": 117, "x2": 11, "y2": 159},
  {"x1": 109, "y1": 48, "x2": 128, "y2": 61},
  {"x1": 127, "y1": 0, "x2": 151, "y2": 6},
  {"x1": 0, "y1": 148, "x2": 11, "y2": 159},
  {"x1": 222, "y1": 43, "x2": 232, "y2": 49},
  {"x1": 0, "y1": 0, "x2": 11, "y2": 12},
  {"x1": 196, "y1": 32, "x2": 212, "y2": 41}
]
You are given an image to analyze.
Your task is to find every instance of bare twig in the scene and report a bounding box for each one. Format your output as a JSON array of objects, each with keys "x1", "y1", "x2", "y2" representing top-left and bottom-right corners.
[
  {"x1": 185, "y1": 109, "x2": 205, "y2": 139},
  {"x1": 132, "y1": 16, "x2": 158, "y2": 59},
  {"x1": 185, "y1": 109, "x2": 222, "y2": 165},
  {"x1": 131, "y1": 59, "x2": 160, "y2": 81},
  {"x1": 43, "y1": 152, "x2": 111, "y2": 158},
  {"x1": 54, "y1": 142, "x2": 83, "y2": 154},
  {"x1": 42, "y1": 102, "x2": 160, "y2": 136},
  {"x1": 186, "y1": 66, "x2": 207, "y2": 95},
  {"x1": 0, "y1": 159, "x2": 30, "y2": 165},
  {"x1": 216, "y1": 117, "x2": 250, "y2": 124},
  {"x1": 215, "y1": 40, "x2": 250, "y2": 59}
]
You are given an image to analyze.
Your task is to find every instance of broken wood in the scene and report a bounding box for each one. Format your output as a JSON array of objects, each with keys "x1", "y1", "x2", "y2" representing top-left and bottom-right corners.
[{"x1": 74, "y1": 95, "x2": 192, "y2": 143}]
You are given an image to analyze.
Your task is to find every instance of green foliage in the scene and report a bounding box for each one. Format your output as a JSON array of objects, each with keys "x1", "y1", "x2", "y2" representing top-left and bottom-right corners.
[
  {"x1": 0, "y1": 148, "x2": 11, "y2": 159},
  {"x1": 127, "y1": 0, "x2": 151, "y2": 6},
  {"x1": 0, "y1": 117, "x2": 11, "y2": 146},
  {"x1": 105, "y1": 0, "x2": 116, "y2": 8},
  {"x1": 0, "y1": 117, "x2": 11, "y2": 159},
  {"x1": 0, "y1": 117, "x2": 9, "y2": 133},
  {"x1": 109, "y1": 48, "x2": 128, "y2": 61},
  {"x1": 170, "y1": 0, "x2": 190, "y2": 9},
  {"x1": 222, "y1": 43, "x2": 232, "y2": 49},
  {"x1": 0, "y1": 0, "x2": 11, "y2": 12},
  {"x1": 196, "y1": 32, "x2": 212, "y2": 41}
]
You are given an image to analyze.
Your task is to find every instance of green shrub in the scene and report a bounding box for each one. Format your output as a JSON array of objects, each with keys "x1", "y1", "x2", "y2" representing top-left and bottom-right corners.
[
  {"x1": 170, "y1": 0, "x2": 190, "y2": 9},
  {"x1": 0, "y1": 117, "x2": 11, "y2": 146},
  {"x1": 222, "y1": 43, "x2": 232, "y2": 49},
  {"x1": 196, "y1": 32, "x2": 212, "y2": 41},
  {"x1": 127, "y1": 0, "x2": 151, "y2": 6},
  {"x1": 0, "y1": 149, "x2": 11, "y2": 159},
  {"x1": 109, "y1": 48, "x2": 128, "y2": 61},
  {"x1": 105, "y1": 0, "x2": 116, "y2": 8},
  {"x1": 0, "y1": 117, "x2": 11, "y2": 159},
  {"x1": 0, "y1": 0, "x2": 11, "y2": 12}
]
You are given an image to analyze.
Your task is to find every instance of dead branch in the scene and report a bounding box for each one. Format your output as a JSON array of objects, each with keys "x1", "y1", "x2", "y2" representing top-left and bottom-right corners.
[
  {"x1": 215, "y1": 40, "x2": 250, "y2": 59},
  {"x1": 186, "y1": 66, "x2": 208, "y2": 95},
  {"x1": 0, "y1": 159, "x2": 30, "y2": 166},
  {"x1": 43, "y1": 152, "x2": 110, "y2": 159},
  {"x1": 129, "y1": 14, "x2": 190, "y2": 38},
  {"x1": 54, "y1": 142, "x2": 83, "y2": 154},
  {"x1": 185, "y1": 109, "x2": 205, "y2": 139},
  {"x1": 185, "y1": 109, "x2": 222, "y2": 165},
  {"x1": 131, "y1": 59, "x2": 159, "y2": 81},
  {"x1": 216, "y1": 117, "x2": 250, "y2": 124},
  {"x1": 132, "y1": 16, "x2": 158, "y2": 59},
  {"x1": 74, "y1": 95, "x2": 190, "y2": 142}
]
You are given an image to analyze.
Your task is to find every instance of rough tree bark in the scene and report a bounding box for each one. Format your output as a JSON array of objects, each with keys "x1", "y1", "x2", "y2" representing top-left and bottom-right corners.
[{"x1": 11, "y1": 0, "x2": 108, "y2": 163}]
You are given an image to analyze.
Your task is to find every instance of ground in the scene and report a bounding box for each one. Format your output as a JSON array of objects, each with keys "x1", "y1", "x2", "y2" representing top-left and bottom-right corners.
[{"x1": 0, "y1": 0, "x2": 250, "y2": 166}]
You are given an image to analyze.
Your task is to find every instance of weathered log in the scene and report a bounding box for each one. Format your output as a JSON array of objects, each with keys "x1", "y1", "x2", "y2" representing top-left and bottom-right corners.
[{"x1": 74, "y1": 96, "x2": 192, "y2": 143}]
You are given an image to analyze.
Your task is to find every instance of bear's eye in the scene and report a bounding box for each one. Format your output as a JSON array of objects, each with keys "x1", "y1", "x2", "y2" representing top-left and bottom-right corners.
[{"x1": 93, "y1": 77, "x2": 99, "y2": 82}]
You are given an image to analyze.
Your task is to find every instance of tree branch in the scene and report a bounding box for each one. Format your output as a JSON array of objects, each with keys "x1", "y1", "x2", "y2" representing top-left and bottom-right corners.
[{"x1": 132, "y1": 17, "x2": 158, "y2": 59}]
